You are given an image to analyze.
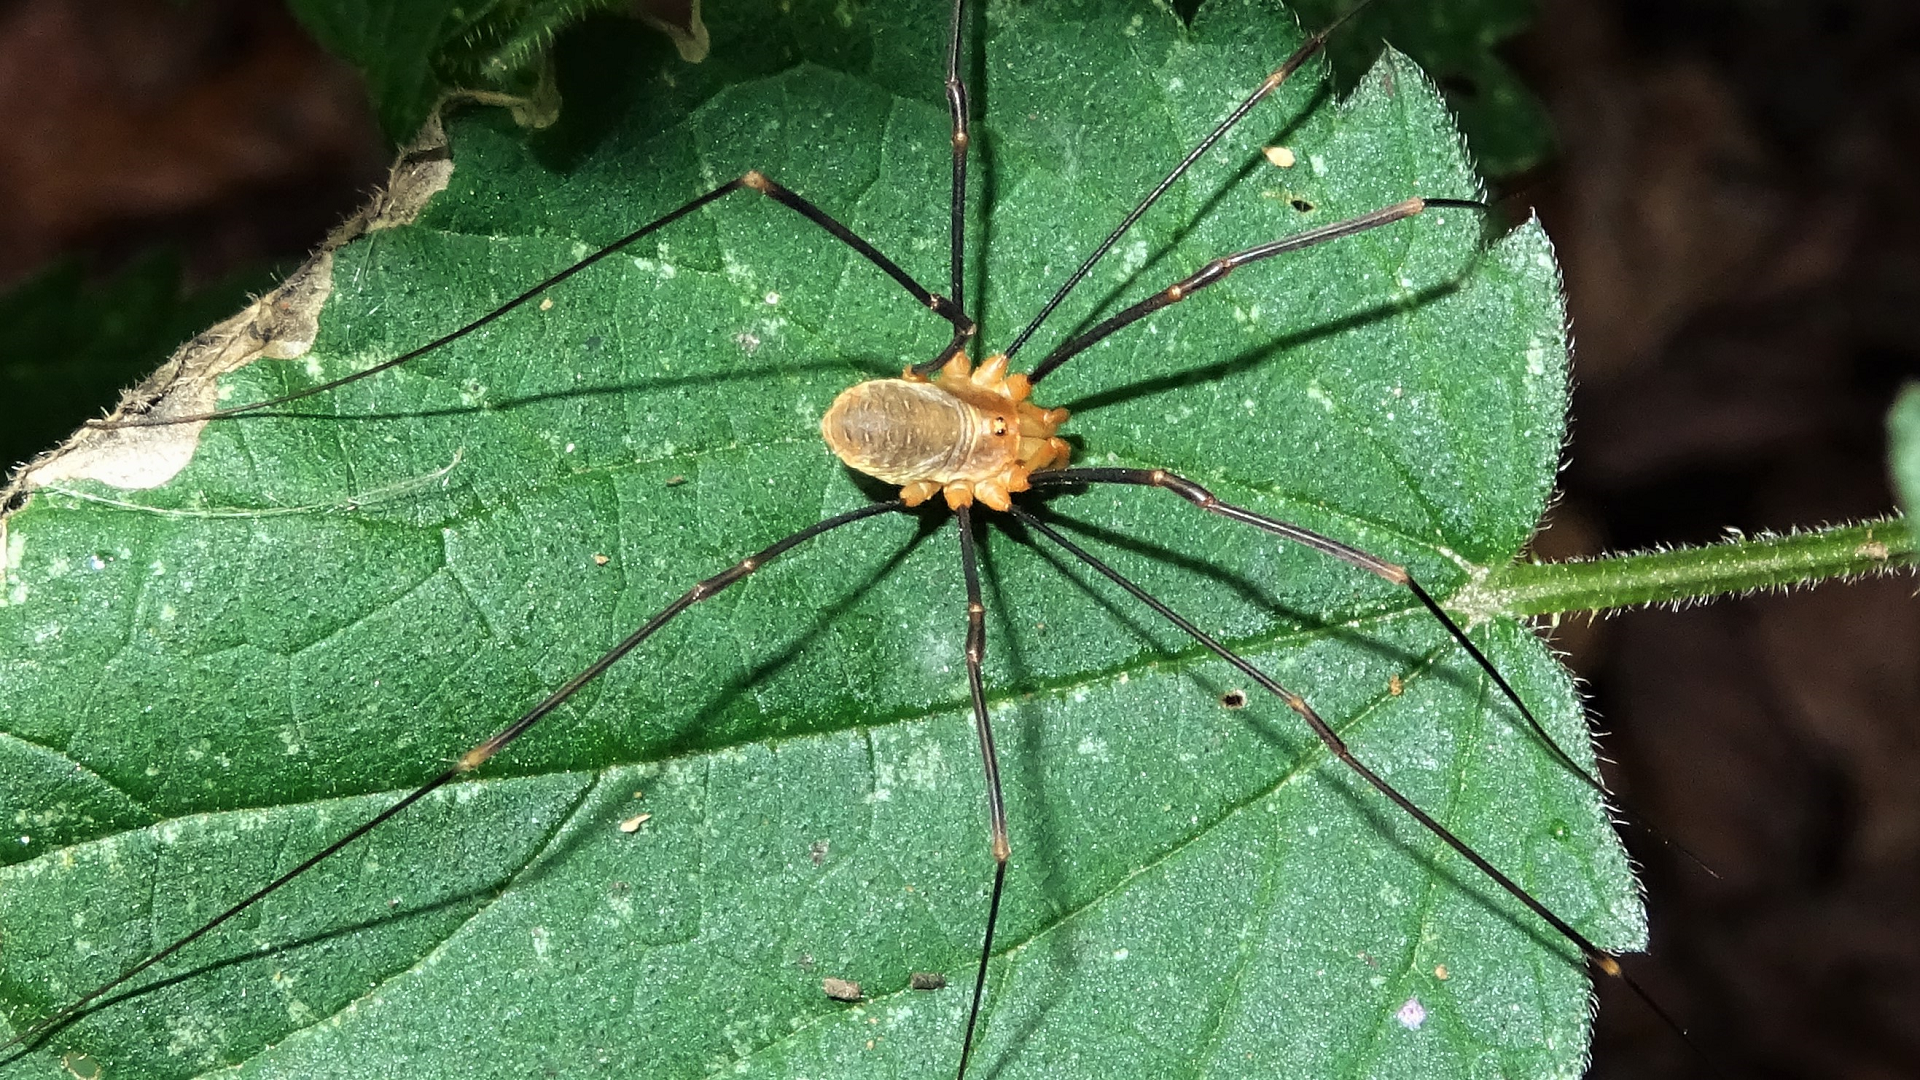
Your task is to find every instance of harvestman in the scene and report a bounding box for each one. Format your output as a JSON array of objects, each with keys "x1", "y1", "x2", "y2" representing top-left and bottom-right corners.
[{"x1": 2, "y1": 1, "x2": 1657, "y2": 1075}]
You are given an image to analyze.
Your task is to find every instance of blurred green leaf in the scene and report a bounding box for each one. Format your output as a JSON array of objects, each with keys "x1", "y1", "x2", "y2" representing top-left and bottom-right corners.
[
  {"x1": 1889, "y1": 383, "x2": 1920, "y2": 517},
  {"x1": 294, "y1": 0, "x2": 1553, "y2": 176},
  {"x1": 0, "y1": 254, "x2": 267, "y2": 476},
  {"x1": 1289, "y1": 0, "x2": 1553, "y2": 175},
  {"x1": 283, "y1": 0, "x2": 621, "y2": 141},
  {"x1": 0, "y1": 2, "x2": 1633, "y2": 1078}
]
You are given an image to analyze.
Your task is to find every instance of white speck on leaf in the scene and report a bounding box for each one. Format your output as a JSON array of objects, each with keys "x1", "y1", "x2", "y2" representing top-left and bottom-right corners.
[
  {"x1": 899, "y1": 740, "x2": 948, "y2": 790},
  {"x1": 1526, "y1": 342, "x2": 1548, "y2": 376}
]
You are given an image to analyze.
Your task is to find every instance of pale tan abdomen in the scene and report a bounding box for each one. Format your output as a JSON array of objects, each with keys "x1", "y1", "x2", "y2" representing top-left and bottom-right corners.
[
  {"x1": 820, "y1": 353, "x2": 1070, "y2": 511},
  {"x1": 820, "y1": 379, "x2": 1006, "y2": 485}
]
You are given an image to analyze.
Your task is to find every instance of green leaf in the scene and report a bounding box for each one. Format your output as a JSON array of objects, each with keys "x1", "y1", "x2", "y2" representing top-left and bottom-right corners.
[
  {"x1": 0, "y1": 2, "x2": 1637, "y2": 1078},
  {"x1": 1890, "y1": 383, "x2": 1920, "y2": 518}
]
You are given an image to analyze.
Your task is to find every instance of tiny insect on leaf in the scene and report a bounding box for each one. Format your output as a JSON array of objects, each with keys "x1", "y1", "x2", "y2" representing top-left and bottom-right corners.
[{"x1": 0, "y1": 1, "x2": 1640, "y2": 1077}]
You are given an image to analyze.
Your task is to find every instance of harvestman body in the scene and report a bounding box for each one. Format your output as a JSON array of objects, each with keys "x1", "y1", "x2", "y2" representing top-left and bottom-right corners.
[
  {"x1": 822, "y1": 351, "x2": 1069, "y2": 513},
  {"x1": 0, "y1": 0, "x2": 1672, "y2": 1076}
]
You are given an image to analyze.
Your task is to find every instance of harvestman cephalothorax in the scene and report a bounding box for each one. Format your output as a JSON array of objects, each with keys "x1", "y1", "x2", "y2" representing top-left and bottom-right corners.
[{"x1": 0, "y1": 1, "x2": 1654, "y2": 1076}]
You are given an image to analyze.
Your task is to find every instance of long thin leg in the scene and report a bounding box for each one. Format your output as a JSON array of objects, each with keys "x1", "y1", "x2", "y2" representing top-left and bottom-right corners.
[
  {"x1": 2, "y1": 499, "x2": 903, "y2": 1052},
  {"x1": 1028, "y1": 467, "x2": 1605, "y2": 793},
  {"x1": 945, "y1": 0, "x2": 972, "y2": 314},
  {"x1": 999, "y1": 0, "x2": 1384, "y2": 364},
  {"x1": 951, "y1": 503, "x2": 1009, "y2": 1080},
  {"x1": 1032, "y1": 468, "x2": 1719, "y2": 878},
  {"x1": 1025, "y1": 196, "x2": 1483, "y2": 384},
  {"x1": 1008, "y1": 502, "x2": 1706, "y2": 1055},
  {"x1": 1000, "y1": 505, "x2": 1696, "y2": 1000},
  {"x1": 96, "y1": 171, "x2": 976, "y2": 429}
]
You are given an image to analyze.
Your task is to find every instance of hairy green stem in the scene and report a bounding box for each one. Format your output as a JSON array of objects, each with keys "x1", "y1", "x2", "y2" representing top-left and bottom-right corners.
[{"x1": 1467, "y1": 517, "x2": 1915, "y2": 619}]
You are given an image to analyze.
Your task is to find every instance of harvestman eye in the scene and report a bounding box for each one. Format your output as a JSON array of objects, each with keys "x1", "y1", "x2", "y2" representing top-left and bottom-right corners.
[{"x1": 0, "y1": 1, "x2": 1700, "y2": 1076}]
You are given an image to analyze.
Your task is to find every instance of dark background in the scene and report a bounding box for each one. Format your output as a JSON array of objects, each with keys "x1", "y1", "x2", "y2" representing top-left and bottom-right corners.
[
  {"x1": 1512, "y1": 3, "x2": 1920, "y2": 1077},
  {"x1": 0, "y1": 0, "x2": 1913, "y2": 1076}
]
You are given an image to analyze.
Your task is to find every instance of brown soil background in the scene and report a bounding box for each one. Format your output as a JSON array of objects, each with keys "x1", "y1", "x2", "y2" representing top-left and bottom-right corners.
[{"x1": 1, "y1": 1, "x2": 1914, "y2": 1077}]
